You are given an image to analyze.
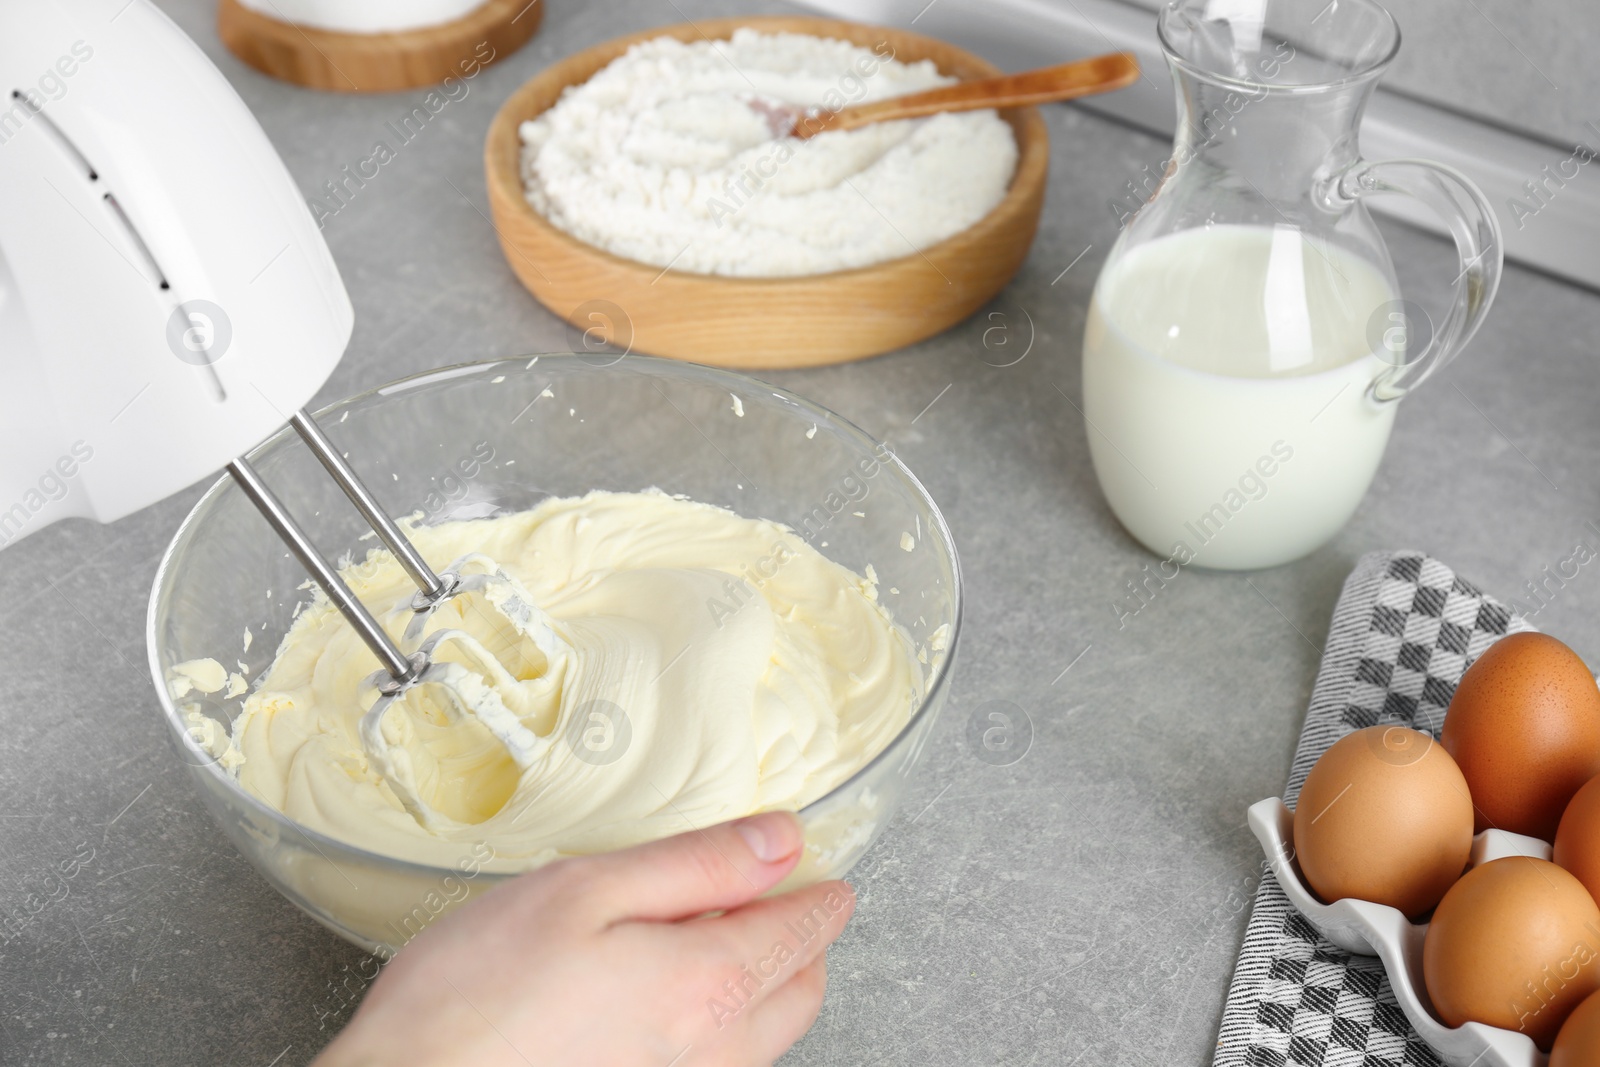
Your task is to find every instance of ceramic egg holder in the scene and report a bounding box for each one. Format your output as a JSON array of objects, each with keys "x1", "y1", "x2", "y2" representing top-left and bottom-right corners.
[{"x1": 1249, "y1": 798, "x2": 1553, "y2": 1067}]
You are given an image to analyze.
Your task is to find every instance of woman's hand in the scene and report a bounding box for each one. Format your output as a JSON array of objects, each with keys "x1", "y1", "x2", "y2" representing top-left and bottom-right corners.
[{"x1": 314, "y1": 812, "x2": 854, "y2": 1067}]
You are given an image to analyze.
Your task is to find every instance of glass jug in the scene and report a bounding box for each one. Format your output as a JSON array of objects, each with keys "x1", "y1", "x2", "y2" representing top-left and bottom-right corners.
[{"x1": 1082, "y1": 0, "x2": 1501, "y2": 571}]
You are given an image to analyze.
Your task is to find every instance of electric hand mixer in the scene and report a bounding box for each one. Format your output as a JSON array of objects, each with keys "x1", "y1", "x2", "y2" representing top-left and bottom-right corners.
[{"x1": 0, "y1": 0, "x2": 555, "y2": 821}]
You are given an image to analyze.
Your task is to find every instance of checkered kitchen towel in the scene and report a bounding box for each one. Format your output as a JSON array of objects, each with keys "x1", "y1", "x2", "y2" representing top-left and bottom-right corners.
[{"x1": 1214, "y1": 551, "x2": 1533, "y2": 1067}]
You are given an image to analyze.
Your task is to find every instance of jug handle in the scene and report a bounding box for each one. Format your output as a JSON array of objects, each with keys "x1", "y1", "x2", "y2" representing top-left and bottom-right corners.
[{"x1": 1327, "y1": 159, "x2": 1503, "y2": 403}]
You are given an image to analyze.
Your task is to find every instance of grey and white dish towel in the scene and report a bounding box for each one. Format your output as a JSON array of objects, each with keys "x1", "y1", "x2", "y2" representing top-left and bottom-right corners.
[{"x1": 1213, "y1": 551, "x2": 1533, "y2": 1067}]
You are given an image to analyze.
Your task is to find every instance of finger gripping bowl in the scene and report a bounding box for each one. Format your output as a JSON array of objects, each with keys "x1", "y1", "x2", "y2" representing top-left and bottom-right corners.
[
  {"x1": 148, "y1": 356, "x2": 961, "y2": 954},
  {"x1": 1250, "y1": 798, "x2": 1553, "y2": 1067}
]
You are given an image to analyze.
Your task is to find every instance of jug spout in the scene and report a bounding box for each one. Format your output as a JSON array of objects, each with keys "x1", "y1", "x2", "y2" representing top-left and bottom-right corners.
[
  {"x1": 1157, "y1": 0, "x2": 1401, "y2": 213},
  {"x1": 1169, "y1": 66, "x2": 1375, "y2": 205}
]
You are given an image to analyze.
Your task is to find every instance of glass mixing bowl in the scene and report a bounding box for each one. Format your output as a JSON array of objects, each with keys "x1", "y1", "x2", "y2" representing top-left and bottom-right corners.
[{"x1": 147, "y1": 355, "x2": 961, "y2": 954}]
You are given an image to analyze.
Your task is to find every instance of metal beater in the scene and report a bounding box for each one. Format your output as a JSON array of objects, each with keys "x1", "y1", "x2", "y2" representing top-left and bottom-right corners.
[{"x1": 229, "y1": 411, "x2": 557, "y2": 827}]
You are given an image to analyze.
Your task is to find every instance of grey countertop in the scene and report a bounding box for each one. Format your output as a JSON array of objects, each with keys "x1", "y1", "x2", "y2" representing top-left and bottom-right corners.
[{"x1": 5, "y1": 2, "x2": 1600, "y2": 1064}]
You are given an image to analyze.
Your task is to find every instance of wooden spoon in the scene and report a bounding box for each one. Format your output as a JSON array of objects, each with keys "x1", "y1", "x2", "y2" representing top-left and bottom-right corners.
[{"x1": 754, "y1": 51, "x2": 1140, "y2": 140}]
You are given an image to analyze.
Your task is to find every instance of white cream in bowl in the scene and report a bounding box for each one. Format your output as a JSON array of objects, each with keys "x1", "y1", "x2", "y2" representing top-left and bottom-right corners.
[{"x1": 197, "y1": 490, "x2": 924, "y2": 871}]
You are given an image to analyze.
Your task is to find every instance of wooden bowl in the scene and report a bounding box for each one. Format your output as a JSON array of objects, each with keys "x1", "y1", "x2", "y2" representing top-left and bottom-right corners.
[
  {"x1": 217, "y1": 0, "x2": 543, "y2": 93},
  {"x1": 483, "y1": 16, "x2": 1049, "y2": 368}
]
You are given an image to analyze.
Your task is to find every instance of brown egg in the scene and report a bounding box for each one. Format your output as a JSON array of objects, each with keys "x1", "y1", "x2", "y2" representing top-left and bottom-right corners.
[
  {"x1": 1424, "y1": 857, "x2": 1600, "y2": 1050},
  {"x1": 1292, "y1": 726, "x2": 1474, "y2": 919},
  {"x1": 1553, "y1": 989, "x2": 1600, "y2": 1067},
  {"x1": 1556, "y1": 774, "x2": 1600, "y2": 907},
  {"x1": 1441, "y1": 632, "x2": 1600, "y2": 840}
]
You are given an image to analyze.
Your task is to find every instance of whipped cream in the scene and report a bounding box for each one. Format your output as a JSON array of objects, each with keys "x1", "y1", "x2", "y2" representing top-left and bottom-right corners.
[{"x1": 221, "y1": 490, "x2": 922, "y2": 870}]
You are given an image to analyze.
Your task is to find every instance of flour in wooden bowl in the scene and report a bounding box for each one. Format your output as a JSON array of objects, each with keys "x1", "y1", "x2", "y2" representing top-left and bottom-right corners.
[{"x1": 517, "y1": 29, "x2": 1019, "y2": 278}]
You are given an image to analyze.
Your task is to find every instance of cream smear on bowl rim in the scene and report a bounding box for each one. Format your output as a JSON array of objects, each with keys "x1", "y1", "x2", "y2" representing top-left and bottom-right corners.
[{"x1": 517, "y1": 28, "x2": 1020, "y2": 278}]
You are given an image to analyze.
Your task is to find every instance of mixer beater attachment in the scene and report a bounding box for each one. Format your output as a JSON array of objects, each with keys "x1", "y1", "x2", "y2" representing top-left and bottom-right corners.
[{"x1": 227, "y1": 410, "x2": 561, "y2": 823}]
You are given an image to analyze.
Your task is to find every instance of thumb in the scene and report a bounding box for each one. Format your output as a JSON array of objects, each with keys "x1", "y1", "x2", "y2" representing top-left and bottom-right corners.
[{"x1": 584, "y1": 811, "x2": 805, "y2": 923}]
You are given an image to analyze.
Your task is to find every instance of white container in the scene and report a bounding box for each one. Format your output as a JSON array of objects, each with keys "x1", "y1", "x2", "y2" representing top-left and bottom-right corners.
[
  {"x1": 233, "y1": 0, "x2": 487, "y2": 33},
  {"x1": 1249, "y1": 797, "x2": 1553, "y2": 1067}
]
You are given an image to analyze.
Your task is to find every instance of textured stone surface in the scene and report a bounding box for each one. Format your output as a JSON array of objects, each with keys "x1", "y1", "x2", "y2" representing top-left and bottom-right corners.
[{"x1": 2, "y1": 1, "x2": 1598, "y2": 1064}]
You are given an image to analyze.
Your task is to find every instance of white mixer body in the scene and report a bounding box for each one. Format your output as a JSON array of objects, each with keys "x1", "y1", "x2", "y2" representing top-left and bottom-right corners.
[{"x1": 0, "y1": 0, "x2": 351, "y2": 548}]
